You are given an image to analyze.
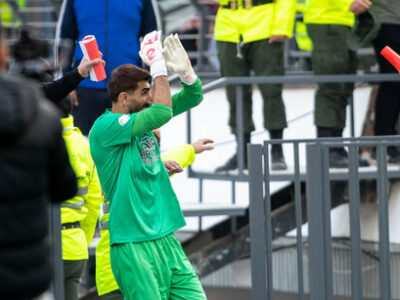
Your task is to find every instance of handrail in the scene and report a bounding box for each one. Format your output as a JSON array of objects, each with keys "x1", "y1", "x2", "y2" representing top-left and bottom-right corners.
[
  {"x1": 202, "y1": 73, "x2": 400, "y2": 92},
  {"x1": 249, "y1": 138, "x2": 400, "y2": 299},
  {"x1": 187, "y1": 72, "x2": 400, "y2": 200}
]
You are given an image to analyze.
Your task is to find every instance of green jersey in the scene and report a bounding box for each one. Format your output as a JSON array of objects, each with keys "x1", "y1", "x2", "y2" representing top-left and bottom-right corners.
[{"x1": 89, "y1": 79, "x2": 203, "y2": 244}]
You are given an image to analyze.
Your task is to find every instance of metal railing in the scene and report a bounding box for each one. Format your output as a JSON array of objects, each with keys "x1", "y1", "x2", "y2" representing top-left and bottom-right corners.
[
  {"x1": 184, "y1": 72, "x2": 400, "y2": 233},
  {"x1": 49, "y1": 203, "x2": 64, "y2": 299},
  {"x1": 248, "y1": 136, "x2": 400, "y2": 300},
  {"x1": 187, "y1": 73, "x2": 400, "y2": 180}
]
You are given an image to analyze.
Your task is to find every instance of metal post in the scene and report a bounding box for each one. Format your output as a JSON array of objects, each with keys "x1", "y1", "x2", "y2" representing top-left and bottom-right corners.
[
  {"x1": 248, "y1": 144, "x2": 268, "y2": 300},
  {"x1": 263, "y1": 142, "x2": 273, "y2": 300},
  {"x1": 50, "y1": 203, "x2": 64, "y2": 300},
  {"x1": 294, "y1": 142, "x2": 304, "y2": 300},
  {"x1": 189, "y1": 0, "x2": 208, "y2": 71},
  {"x1": 187, "y1": 109, "x2": 192, "y2": 148},
  {"x1": 321, "y1": 145, "x2": 334, "y2": 300},
  {"x1": 348, "y1": 144, "x2": 363, "y2": 299},
  {"x1": 376, "y1": 145, "x2": 392, "y2": 300},
  {"x1": 236, "y1": 85, "x2": 245, "y2": 173},
  {"x1": 197, "y1": 11, "x2": 207, "y2": 71},
  {"x1": 187, "y1": 109, "x2": 193, "y2": 177},
  {"x1": 306, "y1": 143, "x2": 333, "y2": 300},
  {"x1": 198, "y1": 179, "x2": 203, "y2": 231},
  {"x1": 231, "y1": 180, "x2": 237, "y2": 232},
  {"x1": 349, "y1": 94, "x2": 355, "y2": 137}
]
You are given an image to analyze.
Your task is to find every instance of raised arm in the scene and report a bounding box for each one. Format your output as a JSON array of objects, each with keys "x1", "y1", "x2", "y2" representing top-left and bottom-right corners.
[
  {"x1": 42, "y1": 57, "x2": 102, "y2": 103},
  {"x1": 163, "y1": 34, "x2": 203, "y2": 116},
  {"x1": 139, "y1": 30, "x2": 171, "y2": 108},
  {"x1": 129, "y1": 31, "x2": 172, "y2": 136},
  {"x1": 171, "y1": 78, "x2": 203, "y2": 117}
]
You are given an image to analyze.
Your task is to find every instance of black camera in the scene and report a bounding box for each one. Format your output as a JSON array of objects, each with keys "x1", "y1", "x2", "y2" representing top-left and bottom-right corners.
[{"x1": 9, "y1": 26, "x2": 53, "y2": 82}]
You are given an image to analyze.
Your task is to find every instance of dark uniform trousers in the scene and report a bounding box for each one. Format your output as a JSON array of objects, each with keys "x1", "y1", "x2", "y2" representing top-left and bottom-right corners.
[
  {"x1": 101, "y1": 289, "x2": 124, "y2": 300},
  {"x1": 217, "y1": 39, "x2": 287, "y2": 134},
  {"x1": 372, "y1": 23, "x2": 400, "y2": 136},
  {"x1": 64, "y1": 260, "x2": 86, "y2": 300},
  {"x1": 307, "y1": 24, "x2": 357, "y2": 129}
]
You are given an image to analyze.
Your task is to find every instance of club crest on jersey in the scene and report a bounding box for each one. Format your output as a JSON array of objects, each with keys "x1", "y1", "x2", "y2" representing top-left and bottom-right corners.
[
  {"x1": 139, "y1": 134, "x2": 159, "y2": 166},
  {"x1": 118, "y1": 115, "x2": 130, "y2": 126}
]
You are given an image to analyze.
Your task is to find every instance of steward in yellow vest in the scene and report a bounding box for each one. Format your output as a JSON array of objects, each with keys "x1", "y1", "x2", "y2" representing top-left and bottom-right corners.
[
  {"x1": 59, "y1": 96, "x2": 103, "y2": 300},
  {"x1": 304, "y1": 0, "x2": 370, "y2": 167},
  {"x1": 213, "y1": 0, "x2": 296, "y2": 172}
]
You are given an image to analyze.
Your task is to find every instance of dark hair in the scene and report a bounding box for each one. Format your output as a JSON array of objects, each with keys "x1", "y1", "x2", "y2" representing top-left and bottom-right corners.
[{"x1": 108, "y1": 64, "x2": 150, "y2": 102}]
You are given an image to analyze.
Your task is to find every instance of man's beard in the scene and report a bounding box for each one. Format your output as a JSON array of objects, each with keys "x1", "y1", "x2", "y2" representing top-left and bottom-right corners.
[{"x1": 131, "y1": 103, "x2": 150, "y2": 114}]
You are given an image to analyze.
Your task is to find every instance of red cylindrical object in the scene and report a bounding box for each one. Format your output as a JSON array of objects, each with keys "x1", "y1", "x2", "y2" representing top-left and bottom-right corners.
[
  {"x1": 381, "y1": 46, "x2": 400, "y2": 73},
  {"x1": 80, "y1": 35, "x2": 107, "y2": 81}
]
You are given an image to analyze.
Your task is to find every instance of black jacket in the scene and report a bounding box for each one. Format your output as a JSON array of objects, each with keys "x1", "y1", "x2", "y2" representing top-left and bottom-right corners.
[
  {"x1": 0, "y1": 74, "x2": 77, "y2": 299},
  {"x1": 41, "y1": 68, "x2": 84, "y2": 103}
]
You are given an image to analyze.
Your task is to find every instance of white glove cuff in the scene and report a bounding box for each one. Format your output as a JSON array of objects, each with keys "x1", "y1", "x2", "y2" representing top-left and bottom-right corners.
[
  {"x1": 179, "y1": 71, "x2": 197, "y2": 85},
  {"x1": 150, "y1": 59, "x2": 168, "y2": 79}
]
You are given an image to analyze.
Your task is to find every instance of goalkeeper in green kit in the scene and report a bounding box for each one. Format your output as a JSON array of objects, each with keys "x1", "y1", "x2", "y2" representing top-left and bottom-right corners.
[{"x1": 89, "y1": 30, "x2": 207, "y2": 300}]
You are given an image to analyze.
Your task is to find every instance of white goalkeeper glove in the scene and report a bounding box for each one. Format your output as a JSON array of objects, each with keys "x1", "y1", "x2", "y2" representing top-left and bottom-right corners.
[
  {"x1": 139, "y1": 30, "x2": 167, "y2": 79},
  {"x1": 162, "y1": 33, "x2": 197, "y2": 85}
]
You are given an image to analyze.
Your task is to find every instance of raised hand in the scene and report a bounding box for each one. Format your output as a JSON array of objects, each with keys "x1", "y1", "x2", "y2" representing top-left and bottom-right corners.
[
  {"x1": 191, "y1": 138, "x2": 215, "y2": 154},
  {"x1": 77, "y1": 56, "x2": 104, "y2": 78},
  {"x1": 139, "y1": 31, "x2": 167, "y2": 78},
  {"x1": 163, "y1": 33, "x2": 197, "y2": 85}
]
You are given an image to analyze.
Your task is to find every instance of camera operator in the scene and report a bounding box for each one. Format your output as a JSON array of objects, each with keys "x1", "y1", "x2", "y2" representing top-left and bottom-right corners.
[
  {"x1": 0, "y1": 26, "x2": 78, "y2": 299},
  {"x1": 11, "y1": 27, "x2": 104, "y2": 104}
]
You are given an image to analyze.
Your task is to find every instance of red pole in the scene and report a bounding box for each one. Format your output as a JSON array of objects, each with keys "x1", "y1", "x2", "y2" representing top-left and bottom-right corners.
[{"x1": 381, "y1": 46, "x2": 400, "y2": 73}]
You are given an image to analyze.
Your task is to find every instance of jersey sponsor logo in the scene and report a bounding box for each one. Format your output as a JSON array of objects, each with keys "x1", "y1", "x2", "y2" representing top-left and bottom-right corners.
[
  {"x1": 139, "y1": 134, "x2": 160, "y2": 166},
  {"x1": 118, "y1": 115, "x2": 130, "y2": 126}
]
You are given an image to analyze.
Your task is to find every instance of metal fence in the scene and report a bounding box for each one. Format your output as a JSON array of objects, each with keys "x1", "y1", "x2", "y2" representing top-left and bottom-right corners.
[
  {"x1": 187, "y1": 73, "x2": 400, "y2": 213},
  {"x1": 248, "y1": 136, "x2": 400, "y2": 300}
]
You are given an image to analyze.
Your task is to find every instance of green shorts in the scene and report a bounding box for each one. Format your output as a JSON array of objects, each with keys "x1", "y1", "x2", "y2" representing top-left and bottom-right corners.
[{"x1": 110, "y1": 233, "x2": 206, "y2": 300}]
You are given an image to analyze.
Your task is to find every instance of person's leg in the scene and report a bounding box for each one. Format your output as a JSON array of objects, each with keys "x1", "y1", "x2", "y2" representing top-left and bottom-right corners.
[
  {"x1": 167, "y1": 234, "x2": 206, "y2": 300},
  {"x1": 110, "y1": 242, "x2": 168, "y2": 300},
  {"x1": 101, "y1": 289, "x2": 124, "y2": 300},
  {"x1": 372, "y1": 23, "x2": 400, "y2": 162},
  {"x1": 63, "y1": 260, "x2": 86, "y2": 300},
  {"x1": 373, "y1": 24, "x2": 400, "y2": 136},
  {"x1": 73, "y1": 87, "x2": 111, "y2": 135},
  {"x1": 248, "y1": 39, "x2": 287, "y2": 170},
  {"x1": 217, "y1": 41, "x2": 254, "y2": 135},
  {"x1": 307, "y1": 24, "x2": 354, "y2": 131},
  {"x1": 248, "y1": 39, "x2": 287, "y2": 131},
  {"x1": 308, "y1": 24, "x2": 356, "y2": 167},
  {"x1": 215, "y1": 41, "x2": 253, "y2": 171}
]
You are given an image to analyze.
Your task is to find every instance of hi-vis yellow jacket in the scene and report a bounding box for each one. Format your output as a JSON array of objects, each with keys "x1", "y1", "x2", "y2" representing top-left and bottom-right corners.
[
  {"x1": 295, "y1": 1, "x2": 313, "y2": 51},
  {"x1": 61, "y1": 115, "x2": 103, "y2": 260},
  {"x1": 214, "y1": 0, "x2": 296, "y2": 43},
  {"x1": 304, "y1": 0, "x2": 355, "y2": 27},
  {"x1": 0, "y1": 0, "x2": 26, "y2": 27},
  {"x1": 95, "y1": 144, "x2": 195, "y2": 296}
]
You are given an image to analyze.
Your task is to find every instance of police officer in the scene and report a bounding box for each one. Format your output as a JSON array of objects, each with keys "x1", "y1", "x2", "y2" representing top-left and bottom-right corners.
[
  {"x1": 214, "y1": 0, "x2": 296, "y2": 172},
  {"x1": 304, "y1": 0, "x2": 372, "y2": 167}
]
